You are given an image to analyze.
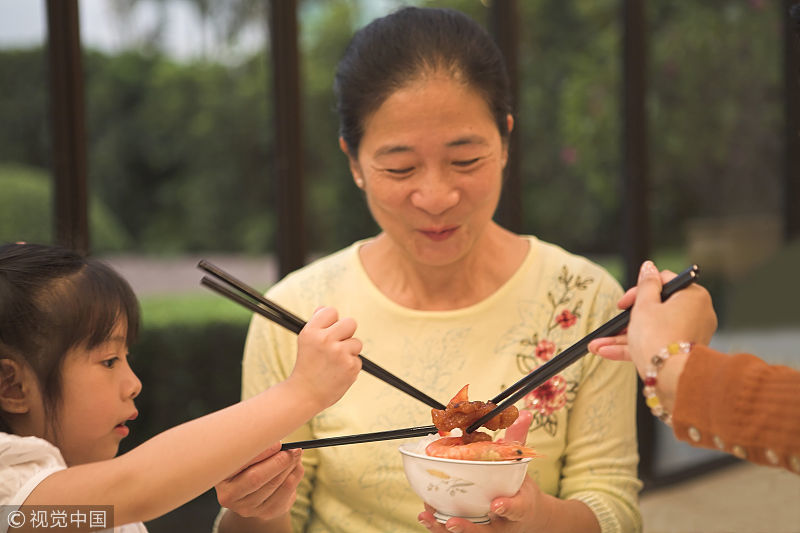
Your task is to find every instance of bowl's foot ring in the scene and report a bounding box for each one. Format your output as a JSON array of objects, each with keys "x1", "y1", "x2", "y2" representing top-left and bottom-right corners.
[{"x1": 433, "y1": 511, "x2": 490, "y2": 525}]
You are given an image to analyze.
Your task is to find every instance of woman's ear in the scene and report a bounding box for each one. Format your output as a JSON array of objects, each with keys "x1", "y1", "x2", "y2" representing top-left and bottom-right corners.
[
  {"x1": 339, "y1": 137, "x2": 365, "y2": 189},
  {"x1": 502, "y1": 114, "x2": 515, "y2": 168},
  {"x1": 0, "y1": 358, "x2": 33, "y2": 414}
]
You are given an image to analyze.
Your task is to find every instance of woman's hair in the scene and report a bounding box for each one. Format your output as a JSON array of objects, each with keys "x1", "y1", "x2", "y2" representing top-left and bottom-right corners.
[
  {"x1": 334, "y1": 6, "x2": 512, "y2": 156},
  {"x1": 0, "y1": 243, "x2": 140, "y2": 433}
]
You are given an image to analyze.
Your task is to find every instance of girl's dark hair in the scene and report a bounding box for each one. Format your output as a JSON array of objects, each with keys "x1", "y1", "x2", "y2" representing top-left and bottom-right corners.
[
  {"x1": 0, "y1": 243, "x2": 140, "y2": 433},
  {"x1": 334, "y1": 6, "x2": 512, "y2": 155}
]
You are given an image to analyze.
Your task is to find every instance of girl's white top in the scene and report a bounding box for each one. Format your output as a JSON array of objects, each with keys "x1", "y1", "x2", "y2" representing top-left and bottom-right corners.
[{"x1": 0, "y1": 431, "x2": 147, "y2": 532}]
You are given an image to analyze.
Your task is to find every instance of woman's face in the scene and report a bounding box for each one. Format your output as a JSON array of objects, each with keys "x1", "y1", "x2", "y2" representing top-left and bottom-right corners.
[{"x1": 344, "y1": 74, "x2": 512, "y2": 267}]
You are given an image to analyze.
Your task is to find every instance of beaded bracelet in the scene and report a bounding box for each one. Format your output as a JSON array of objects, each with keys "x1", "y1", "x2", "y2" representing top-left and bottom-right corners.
[{"x1": 642, "y1": 341, "x2": 693, "y2": 427}]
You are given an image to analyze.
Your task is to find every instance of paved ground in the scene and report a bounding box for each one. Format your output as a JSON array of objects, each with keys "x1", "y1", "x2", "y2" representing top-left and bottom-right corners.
[
  {"x1": 100, "y1": 254, "x2": 279, "y2": 295},
  {"x1": 640, "y1": 462, "x2": 800, "y2": 533}
]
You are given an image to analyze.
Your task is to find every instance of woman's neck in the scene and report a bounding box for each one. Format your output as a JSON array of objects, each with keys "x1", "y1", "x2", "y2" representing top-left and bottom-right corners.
[{"x1": 359, "y1": 225, "x2": 529, "y2": 311}]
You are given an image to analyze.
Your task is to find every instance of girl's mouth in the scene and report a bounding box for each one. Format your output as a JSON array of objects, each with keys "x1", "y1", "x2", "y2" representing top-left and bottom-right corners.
[{"x1": 115, "y1": 411, "x2": 137, "y2": 438}]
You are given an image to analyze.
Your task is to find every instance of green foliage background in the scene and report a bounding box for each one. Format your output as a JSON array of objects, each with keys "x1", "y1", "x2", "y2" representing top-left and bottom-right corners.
[{"x1": 0, "y1": 0, "x2": 783, "y2": 256}]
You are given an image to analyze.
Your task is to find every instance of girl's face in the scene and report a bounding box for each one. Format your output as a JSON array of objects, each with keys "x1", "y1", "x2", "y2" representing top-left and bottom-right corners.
[
  {"x1": 345, "y1": 74, "x2": 512, "y2": 267},
  {"x1": 54, "y1": 319, "x2": 141, "y2": 465}
]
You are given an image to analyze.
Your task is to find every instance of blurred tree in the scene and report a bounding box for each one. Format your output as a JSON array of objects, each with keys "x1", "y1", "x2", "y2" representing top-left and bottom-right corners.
[
  {"x1": 647, "y1": 1, "x2": 781, "y2": 246},
  {"x1": 301, "y1": 0, "x2": 374, "y2": 252},
  {"x1": 514, "y1": 0, "x2": 622, "y2": 253},
  {"x1": 108, "y1": 0, "x2": 267, "y2": 60},
  {"x1": 84, "y1": 50, "x2": 274, "y2": 252}
]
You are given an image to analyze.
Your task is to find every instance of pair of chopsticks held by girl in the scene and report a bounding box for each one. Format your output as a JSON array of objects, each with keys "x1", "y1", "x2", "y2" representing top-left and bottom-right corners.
[{"x1": 0, "y1": 242, "x2": 364, "y2": 531}]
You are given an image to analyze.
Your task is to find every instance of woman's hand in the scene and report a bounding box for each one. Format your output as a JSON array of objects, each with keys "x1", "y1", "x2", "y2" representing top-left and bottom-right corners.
[
  {"x1": 417, "y1": 410, "x2": 568, "y2": 533},
  {"x1": 417, "y1": 476, "x2": 550, "y2": 533},
  {"x1": 215, "y1": 443, "x2": 303, "y2": 529},
  {"x1": 588, "y1": 260, "x2": 717, "y2": 377}
]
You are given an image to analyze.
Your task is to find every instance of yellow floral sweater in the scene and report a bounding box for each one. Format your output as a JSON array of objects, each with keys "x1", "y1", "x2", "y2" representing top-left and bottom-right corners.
[{"x1": 238, "y1": 236, "x2": 642, "y2": 533}]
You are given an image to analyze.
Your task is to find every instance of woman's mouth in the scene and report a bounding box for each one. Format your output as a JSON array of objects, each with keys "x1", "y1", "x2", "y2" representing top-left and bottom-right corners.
[{"x1": 419, "y1": 226, "x2": 458, "y2": 241}]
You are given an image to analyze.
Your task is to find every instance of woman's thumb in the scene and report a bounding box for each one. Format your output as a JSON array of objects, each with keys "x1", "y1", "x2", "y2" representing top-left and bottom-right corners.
[{"x1": 503, "y1": 410, "x2": 533, "y2": 444}]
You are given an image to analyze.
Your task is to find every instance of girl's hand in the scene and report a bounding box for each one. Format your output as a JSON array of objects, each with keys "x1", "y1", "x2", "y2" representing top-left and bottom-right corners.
[{"x1": 291, "y1": 306, "x2": 363, "y2": 410}]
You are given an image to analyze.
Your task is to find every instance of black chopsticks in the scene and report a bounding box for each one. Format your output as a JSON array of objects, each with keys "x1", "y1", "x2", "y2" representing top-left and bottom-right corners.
[
  {"x1": 281, "y1": 425, "x2": 438, "y2": 450},
  {"x1": 465, "y1": 264, "x2": 700, "y2": 434},
  {"x1": 197, "y1": 260, "x2": 447, "y2": 410}
]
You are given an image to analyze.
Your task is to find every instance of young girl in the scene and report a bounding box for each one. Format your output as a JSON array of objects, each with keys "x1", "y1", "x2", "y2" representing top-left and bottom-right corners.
[{"x1": 0, "y1": 242, "x2": 363, "y2": 531}]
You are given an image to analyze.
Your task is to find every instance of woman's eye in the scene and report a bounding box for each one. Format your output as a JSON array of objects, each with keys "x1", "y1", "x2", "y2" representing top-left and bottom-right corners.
[
  {"x1": 386, "y1": 167, "x2": 414, "y2": 176},
  {"x1": 453, "y1": 158, "x2": 480, "y2": 168}
]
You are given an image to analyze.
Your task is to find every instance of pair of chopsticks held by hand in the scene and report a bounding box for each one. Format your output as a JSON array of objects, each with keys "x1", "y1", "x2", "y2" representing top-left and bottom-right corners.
[
  {"x1": 465, "y1": 264, "x2": 699, "y2": 433},
  {"x1": 198, "y1": 260, "x2": 446, "y2": 412},
  {"x1": 198, "y1": 261, "x2": 699, "y2": 449}
]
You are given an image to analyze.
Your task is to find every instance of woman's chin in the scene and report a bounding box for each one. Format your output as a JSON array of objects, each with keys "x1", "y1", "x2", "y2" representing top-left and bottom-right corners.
[{"x1": 411, "y1": 239, "x2": 473, "y2": 266}]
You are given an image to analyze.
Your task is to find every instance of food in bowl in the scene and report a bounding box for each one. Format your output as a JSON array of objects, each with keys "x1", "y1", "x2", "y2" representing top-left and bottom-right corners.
[
  {"x1": 427, "y1": 384, "x2": 538, "y2": 460},
  {"x1": 399, "y1": 439, "x2": 534, "y2": 524},
  {"x1": 399, "y1": 385, "x2": 539, "y2": 524}
]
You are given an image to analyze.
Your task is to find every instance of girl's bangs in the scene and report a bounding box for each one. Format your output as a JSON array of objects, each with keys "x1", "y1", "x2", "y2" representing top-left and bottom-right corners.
[{"x1": 46, "y1": 261, "x2": 140, "y2": 352}]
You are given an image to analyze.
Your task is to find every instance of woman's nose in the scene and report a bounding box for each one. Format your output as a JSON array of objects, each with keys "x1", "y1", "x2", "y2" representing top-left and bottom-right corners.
[{"x1": 409, "y1": 171, "x2": 459, "y2": 215}]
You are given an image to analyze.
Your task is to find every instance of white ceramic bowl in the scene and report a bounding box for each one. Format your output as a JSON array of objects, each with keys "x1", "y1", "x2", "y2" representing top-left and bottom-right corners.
[{"x1": 399, "y1": 442, "x2": 532, "y2": 524}]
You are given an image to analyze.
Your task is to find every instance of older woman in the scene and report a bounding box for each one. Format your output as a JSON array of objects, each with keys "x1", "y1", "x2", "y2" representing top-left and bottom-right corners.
[{"x1": 215, "y1": 7, "x2": 642, "y2": 533}]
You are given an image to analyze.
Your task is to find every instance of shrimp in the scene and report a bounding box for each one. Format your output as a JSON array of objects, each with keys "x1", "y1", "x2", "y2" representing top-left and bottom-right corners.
[{"x1": 425, "y1": 434, "x2": 539, "y2": 461}]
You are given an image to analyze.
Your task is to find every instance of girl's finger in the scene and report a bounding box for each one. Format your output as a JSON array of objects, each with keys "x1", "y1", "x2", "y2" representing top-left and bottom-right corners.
[
  {"x1": 342, "y1": 337, "x2": 364, "y2": 358},
  {"x1": 307, "y1": 306, "x2": 338, "y2": 328},
  {"x1": 327, "y1": 315, "x2": 358, "y2": 340}
]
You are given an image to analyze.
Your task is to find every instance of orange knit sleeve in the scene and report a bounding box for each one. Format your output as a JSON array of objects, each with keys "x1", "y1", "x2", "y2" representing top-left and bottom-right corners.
[{"x1": 672, "y1": 345, "x2": 800, "y2": 473}]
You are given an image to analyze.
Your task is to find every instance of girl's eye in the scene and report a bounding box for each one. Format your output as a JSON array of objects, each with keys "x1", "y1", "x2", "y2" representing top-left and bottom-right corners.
[
  {"x1": 453, "y1": 158, "x2": 480, "y2": 168},
  {"x1": 102, "y1": 357, "x2": 119, "y2": 369}
]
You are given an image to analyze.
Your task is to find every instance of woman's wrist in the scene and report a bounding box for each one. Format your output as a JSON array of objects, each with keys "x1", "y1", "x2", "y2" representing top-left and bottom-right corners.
[
  {"x1": 655, "y1": 351, "x2": 689, "y2": 413},
  {"x1": 534, "y1": 493, "x2": 600, "y2": 533},
  {"x1": 642, "y1": 342, "x2": 692, "y2": 425}
]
